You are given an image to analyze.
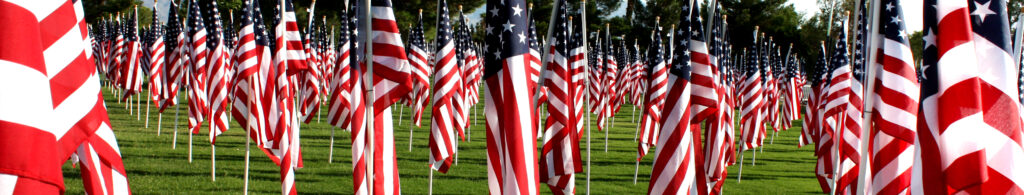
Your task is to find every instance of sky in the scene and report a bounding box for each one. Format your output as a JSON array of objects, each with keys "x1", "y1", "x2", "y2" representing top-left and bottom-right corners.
[{"x1": 151, "y1": 0, "x2": 923, "y2": 33}]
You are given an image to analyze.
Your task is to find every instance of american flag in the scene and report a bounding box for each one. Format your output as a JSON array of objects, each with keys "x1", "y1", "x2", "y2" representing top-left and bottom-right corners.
[
  {"x1": 603, "y1": 29, "x2": 621, "y2": 120},
  {"x1": 149, "y1": 3, "x2": 166, "y2": 110},
  {"x1": 588, "y1": 38, "x2": 603, "y2": 117},
  {"x1": 406, "y1": 10, "x2": 430, "y2": 127},
  {"x1": 630, "y1": 42, "x2": 646, "y2": 106},
  {"x1": 812, "y1": 42, "x2": 839, "y2": 193},
  {"x1": 452, "y1": 6, "x2": 469, "y2": 139},
  {"x1": 186, "y1": 0, "x2": 210, "y2": 138},
  {"x1": 538, "y1": 1, "x2": 582, "y2": 194},
  {"x1": 0, "y1": 0, "x2": 130, "y2": 193},
  {"x1": 688, "y1": 3, "x2": 718, "y2": 123},
  {"x1": 120, "y1": 8, "x2": 144, "y2": 101},
  {"x1": 483, "y1": 0, "x2": 540, "y2": 193},
  {"x1": 347, "y1": 1, "x2": 370, "y2": 193},
  {"x1": 429, "y1": 0, "x2": 458, "y2": 173},
  {"x1": 299, "y1": 5, "x2": 322, "y2": 124},
  {"x1": 649, "y1": 1, "x2": 696, "y2": 193},
  {"x1": 703, "y1": 6, "x2": 733, "y2": 194},
  {"x1": 109, "y1": 15, "x2": 124, "y2": 90},
  {"x1": 568, "y1": 12, "x2": 587, "y2": 136},
  {"x1": 867, "y1": 0, "x2": 918, "y2": 193},
  {"x1": 272, "y1": 0, "x2": 306, "y2": 193},
  {"x1": 327, "y1": 5, "x2": 353, "y2": 130},
  {"x1": 231, "y1": 0, "x2": 272, "y2": 149},
  {"x1": 739, "y1": 33, "x2": 764, "y2": 151},
  {"x1": 459, "y1": 11, "x2": 482, "y2": 108},
  {"x1": 830, "y1": 17, "x2": 861, "y2": 195},
  {"x1": 638, "y1": 20, "x2": 667, "y2": 161},
  {"x1": 205, "y1": 0, "x2": 230, "y2": 144},
  {"x1": 355, "y1": 0, "x2": 412, "y2": 193},
  {"x1": 914, "y1": 0, "x2": 1024, "y2": 193},
  {"x1": 162, "y1": 0, "x2": 186, "y2": 112}
]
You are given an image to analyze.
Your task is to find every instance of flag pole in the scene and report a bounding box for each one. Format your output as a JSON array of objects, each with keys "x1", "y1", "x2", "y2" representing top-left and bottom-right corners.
[
  {"x1": 398, "y1": 104, "x2": 404, "y2": 125},
  {"x1": 362, "y1": 0, "x2": 375, "y2": 193},
  {"x1": 174, "y1": 91, "x2": 180, "y2": 149},
  {"x1": 578, "y1": 0, "x2": 592, "y2": 193},
  {"x1": 329, "y1": 126, "x2": 335, "y2": 163},
  {"x1": 856, "y1": 0, "x2": 884, "y2": 193},
  {"x1": 737, "y1": 150, "x2": 745, "y2": 183},
  {"x1": 603, "y1": 25, "x2": 611, "y2": 154},
  {"x1": 146, "y1": 92, "x2": 151, "y2": 128},
  {"x1": 158, "y1": 113, "x2": 163, "y2": 135},
  {"x1": 244, "y1": 124, "x2": 250, "y2": 195},
  {"x1": 428, "y1": 168, "x2": 434, "y2": 195}
]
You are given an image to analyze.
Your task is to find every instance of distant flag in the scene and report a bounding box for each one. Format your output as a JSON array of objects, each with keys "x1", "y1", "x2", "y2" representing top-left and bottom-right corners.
[
  {"x1": 739, "y1": 31, "x2": 764, "y2": 151},
  {"x1": 162, "y1": 0, "x2": 186, "y2": 112},
  {"x1": 205, "y1": 0, "x2": 230, "y2": 144},
  {"x1": 271, "y1": 0, "x2": 307, "y2": 193},
  {"x1": 327, "y1": 5, "x2": 353, "y2": 130},
  {"x1": 150, "y1": 1, "x2": 166, "y2": 110},
  {"x1": 121, "y1": 7, "x2": 144, "y2": 101},
  {"x1": 231, "y1": 0, "x2": 272, "y2": 147},
  {"x1": 406, "y1": 9, "x2": 431, "y2": 127},
  {"x1": 186, "y1": 0, "x2": 210, "y2": 138},
  {"x1": 483, "y1": 0, "x2": 541, "y2": 193}
]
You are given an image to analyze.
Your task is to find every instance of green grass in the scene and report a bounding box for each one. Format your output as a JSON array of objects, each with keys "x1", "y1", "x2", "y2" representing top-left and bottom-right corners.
[{"x1": 60, "y1": 87, "x2": 822, "y2": 194}]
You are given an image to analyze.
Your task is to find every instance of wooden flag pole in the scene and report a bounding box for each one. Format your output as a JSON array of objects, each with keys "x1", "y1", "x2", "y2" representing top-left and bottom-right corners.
[
  {"x1": 146, "y1": 93, "x2": 151, "y2": 128},
  {"x1": 428, "y1": 168, "x2": 434, "y2": 195},
  {"x1": 751, "y1": 146, "x2": 757, "y2": 166},
  {"x1": 129, "y1": 94, "x2": 133, "y2": 115},
  {"x1": 737, "y1": 150, "x2": 745, "y2": 183},
  {"x1": 189, "y1": 125, "x2": 193, "y2": 162},
  {"x1": 158, "y1": 113, "x2": 163, "y2": 136},
  {"x1": 244, "y1": 122, "x2": 251, "y2": 195},
  {"x1": 138, "y1": 93, "x2": 142, "y2": 120},
  {"x1": 397, "y1": 105, "x2": 404, "y2": 125},
  {"x1": 770, "y1": 130, "x2": 776, "y2": 144},
  {"x1": 633, "y1": 160, "x2": 640, "y2": 184},
  {"x1": 409, "y1": 118, "x2": 414, "y2": 151},
  {"x1": 329, "y1": 127, "x2": 335, "y2": 163},
  {"x1": 174, "y1": 93, "x2": 180, "y2": 149}
]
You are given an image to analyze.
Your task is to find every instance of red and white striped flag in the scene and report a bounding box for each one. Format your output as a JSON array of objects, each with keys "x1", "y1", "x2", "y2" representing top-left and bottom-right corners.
[
  {"x1": 161, "y1": 0, "x2": 186, "y2": 112},
  {"x1": 914, "y1": 0, "x2": 1024, "y2": 193},
  {"x1": 120, "y1": 8, "x2": 144, "y2": 101},
  {"x1": 826, "y1": 18, "x2": 861, "y2": 194},
  {"x1": 231, "y1": 0, "x2": 272, "y2": 148},
  {"x1": 205, "y1": 0, "x2": 230, "y2": 144},
  {"x1": 739, "y1": 43, "x2": 764, "y2": 151},
  {"x1": 406, "y1": 10, "x2": 430, "y2": 127},
  {"x1": 429, "y1": 0, "x2": 458, "y2": 173},
  {"x1": 327, "y1": 6, "x2": 353, "y2": 130},
  {"x1": 638, "y1": 22, "x2": 667, "y2": 161},
  {"x1": 483, "y1": 0, "x2": 540, "y2": 193},
  {"x1": 149, "y1": 2, "x2": 166, "y2": 109},
  {"x1": 186, "y1": 0, "x2": 209, "y2": 137},
  {"x1": 0, "y1": 0, "x2": 131, "y2": 193},
  {"x1": 272, "y1": 0, "x2": 307, "y2": 193},
  {"x1": 865, "y1": 0, "x2": 917, "y2": 193},
  {"x1": 538, "y1": 1, "x2": 582, "y2": 193},
  {"x1": 648, "y1": 2, "x2": 697, "y2": 193}
]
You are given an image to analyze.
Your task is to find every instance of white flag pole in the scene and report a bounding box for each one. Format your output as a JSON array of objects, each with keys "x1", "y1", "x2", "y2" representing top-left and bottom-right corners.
[
  {"x1": 146, "y1": 92, "x2": 151, "y2": 128},
  {"x1": 329, "y1": 126, "x2": 335, "y2": 163},
  {"x1": 577, "y1": 0, "x2": 591, "y2": 193},
  {"x1": 856, "y1": 0, "x2": 884, "y2": 193},
  {"x1": 362, "y1": 0, "x2": 375, "y2": 193},
  {"x1": 158, "y1": 113, "x2": 163, "y2": 136},
  {"x1": 830, "y1": 14, "x2": 850, "y2": 195}
]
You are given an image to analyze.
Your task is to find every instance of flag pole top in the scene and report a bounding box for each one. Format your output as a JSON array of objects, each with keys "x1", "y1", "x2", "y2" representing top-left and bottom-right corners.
[
  {"x1": 569, "y1": 16, "x2": 573, "y2": 21},
  {"x1": 529, "y1": 3, "x2": 533, "y2": 9},
  {"x1": 419, "y1": 9, "x2": 423, "y2": 14},
  {"x1": 459, "y1": 5, "x2": 463, "y2": 12},
  {"x1": 312, "y1": 0, "x2": 317, "y2": 5},
  {"x1": 671, "y1": 24, "x2": 675, "y2": 28},
  {"x1": 655, "y1": 16, "x2": 660, "y2": 22},
  {"x1": 723, "y1": 15, "x2": 727, "y2": 20},
  {"x1": 606, "y1": 23, "x2": 610, "y2": 28}
]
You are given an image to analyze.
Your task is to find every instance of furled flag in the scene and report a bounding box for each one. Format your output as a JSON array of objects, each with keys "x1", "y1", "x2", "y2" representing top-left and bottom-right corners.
[
  {"x1": 539, "y1": 0, "x2": 582, "y2": 194},
  {"x1": 649, "y1": 0, "x2": 697, "y2": 193},
  {"x1": 327, "y1": 4, "x2": 353, "y2": 130},
  {"x1": 451, "y1": 5, "x2": 469, "y2": 139},
  {"x1": 429, "y1": 0, "x2": 459, "y2": 173},
  {"x1": 483, "y1": 0, "x2": 540, "y2": 193},
  {"x1": 347, "y1": 1, "x2": 370, "y2": 193},
  {"x1": 914, "y1": 0, "x2": 1024, "y2": 193},
  {"x1": 638, "y1": 19, "x2": 668, "y2": 161},
  {"x1": 186, "y1": 0, "x2": 210, "y2": 138},
  {"x1": 149, "y1": 1, "x2": 166, "y2": 110},
  {"x1": 406, "y1": 9, "x2": 431, "y2": 127},
  {"x1": 0, "y1": 0, "x2": 131, "y2": 193},
  {"x1": 162, "y1": 0, "x2": 186, "y2": 112},
  {"x1": 866, "y1": 0, "x2": 918, "y2": 193},
  {"x1": 205, "y1": 0, "x2": 230, "y2": 144},
  {"x1": 568, "y1": 11, "x2": 587, "y2": 136},
  {"x1": 272, "y1": 0, "x2": 307, "y2": 193},
  {"x1": 120, "y1": 7, "x2": 144, "y2": 101}
]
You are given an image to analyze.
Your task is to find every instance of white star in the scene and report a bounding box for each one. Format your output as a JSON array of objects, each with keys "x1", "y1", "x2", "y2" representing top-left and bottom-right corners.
[
  {"x1": 886, "y1": 2, "x2": 894, "y2": 11},
  {"x1": 486, "y1": 26, "x2": 494, "y2": 35},
  {"x1": 518, "y1": 32, "x2": 526, "y2": 43},
  {"x1": 898, "y1": 29, "x2": 907, "y2": 40},
  {"x1": 490, "y1": 8, "x2": 500, "y2": 16},
  {"x1": 890, "y1": 16, "x2": 901, "y2": 24},
  {"x1": 922, "y1": 29, "x2": 936, "y2": 49},
  {"x1": 493, "y1": 50, "x2": 501, "y2": 58},
  {"x1": 512, "y1": 4, "x2": 523, "y2": 16},
  {"x1": 503, "y1": 21, "x2": 516, "y2": 32},
  {"x1": 972, "y1": 0, "x2": 995, "y2": 23}
]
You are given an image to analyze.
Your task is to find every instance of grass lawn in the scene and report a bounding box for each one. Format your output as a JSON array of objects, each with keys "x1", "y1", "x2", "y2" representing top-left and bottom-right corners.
[{"x1": 59, "y1": 87, "x2": 823, "y2": 194}]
